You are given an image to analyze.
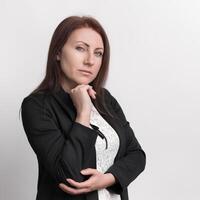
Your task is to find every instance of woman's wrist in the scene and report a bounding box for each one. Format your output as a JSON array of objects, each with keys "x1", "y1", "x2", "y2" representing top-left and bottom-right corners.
[
  {"x1": 75, "y1": 115, "x2": 90, "y2": 128},
  {"x1": 104, "y1": 173, "x2": 116, "y2": 187}
]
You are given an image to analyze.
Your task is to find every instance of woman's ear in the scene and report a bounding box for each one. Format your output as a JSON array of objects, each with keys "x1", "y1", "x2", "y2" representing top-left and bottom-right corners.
[
  {"x1": 56, "y1": 54, "x2": 60, "y2": 61},
  {"x1": 56, "y1": 51, "x2": 61, "y2": 61}
]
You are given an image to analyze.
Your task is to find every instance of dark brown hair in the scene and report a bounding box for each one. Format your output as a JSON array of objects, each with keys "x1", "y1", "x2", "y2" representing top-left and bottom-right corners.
[{"x1": 22, "y1": 15, "x2": 113, "y2": 117}]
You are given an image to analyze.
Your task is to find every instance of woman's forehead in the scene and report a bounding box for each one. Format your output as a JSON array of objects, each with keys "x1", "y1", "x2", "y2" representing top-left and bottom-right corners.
[{"x1": 68, "y1": 28, "x2": 104, "y2": 48}]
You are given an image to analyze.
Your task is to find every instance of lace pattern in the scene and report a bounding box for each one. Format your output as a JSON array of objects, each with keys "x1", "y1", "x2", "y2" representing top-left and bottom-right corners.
[{"x1": 90, "y1": 104, "x2": 121, "y2": 200}]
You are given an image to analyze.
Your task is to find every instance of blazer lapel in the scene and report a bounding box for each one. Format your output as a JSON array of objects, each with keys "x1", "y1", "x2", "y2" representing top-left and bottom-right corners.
[
  {"x1": 51, "y1": 86, "x2": 76, "y2": 121},
  {"x1": 100, "y1": 111, "x2": 125, "y2": 160}
]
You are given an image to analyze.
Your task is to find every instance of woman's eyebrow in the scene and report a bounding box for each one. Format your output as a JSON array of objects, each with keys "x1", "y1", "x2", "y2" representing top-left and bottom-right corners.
[{"x1": 76, "y1": 41, "x2": 104, "y2": 50}]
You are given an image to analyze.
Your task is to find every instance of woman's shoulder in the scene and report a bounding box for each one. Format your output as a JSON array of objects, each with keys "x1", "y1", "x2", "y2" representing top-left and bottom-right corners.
[
  {"x1": 24, "y1": 90, "x2": 50, "y2": 100},
  {"x1": 22, "y1": 90, "x2": 52, "y2": 108},
  {"x1": 101, "y1": 87, "x2": 112, "y2": 99},
  {"x1": 101, "y1": 87, "x2": 117, "y2": 105},
  {"x1": 102, "y1": 87, "x2": 127, "y2": 123}
]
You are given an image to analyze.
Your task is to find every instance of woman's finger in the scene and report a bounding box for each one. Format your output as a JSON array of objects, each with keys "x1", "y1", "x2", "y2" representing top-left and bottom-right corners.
[
  {"x1": 86, "y1": 87, "x2": 96, "y2": 99},
  {"x1": 59, "y1": 183, "x2": 91, "y2": 195},
  {"x1": 66, "y1": 178, "x2": 91, "y2": 189},
  {"x1": 81, "y1": 168, "x2": 99, "y2": 175}
]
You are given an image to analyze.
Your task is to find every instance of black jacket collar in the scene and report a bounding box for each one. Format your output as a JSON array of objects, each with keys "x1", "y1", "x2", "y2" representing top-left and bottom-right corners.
[{"x1": 51, "y1": 86, "x2": 76, "y2": 121}]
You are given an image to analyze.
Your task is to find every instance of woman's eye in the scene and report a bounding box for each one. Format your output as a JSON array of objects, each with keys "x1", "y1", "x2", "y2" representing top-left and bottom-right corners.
[
  {"x1": 95, "y1": 52, "x2": 103, "y2": 57},
  {"x1": 76, "y1": 46, "x2": 85, "y2": 51}
]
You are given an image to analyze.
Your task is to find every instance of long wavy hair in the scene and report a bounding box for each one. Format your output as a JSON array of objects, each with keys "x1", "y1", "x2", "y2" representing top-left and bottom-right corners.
[{"x1": 21, "y1": 15, "x2": 113, "y2": 117}]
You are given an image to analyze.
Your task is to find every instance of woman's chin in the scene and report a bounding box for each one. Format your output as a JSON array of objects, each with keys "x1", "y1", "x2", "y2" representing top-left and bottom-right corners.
[{"x1": 76, "y1": 79, "x2": 92, "y2": 85}]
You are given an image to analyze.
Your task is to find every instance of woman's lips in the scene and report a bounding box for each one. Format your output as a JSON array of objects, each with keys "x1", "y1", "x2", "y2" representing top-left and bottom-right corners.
[{"x1": 79, "y1": 70, "x2": 92, "y2": 75}]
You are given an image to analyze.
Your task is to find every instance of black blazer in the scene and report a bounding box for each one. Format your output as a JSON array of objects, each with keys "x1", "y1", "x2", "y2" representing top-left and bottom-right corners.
[{"x1": 21, "y1": 86, "x2": 146, "y2": 200}]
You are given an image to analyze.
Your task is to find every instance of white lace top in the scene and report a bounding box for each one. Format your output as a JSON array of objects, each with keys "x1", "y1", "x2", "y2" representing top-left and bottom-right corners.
[{"x1": 90, "y1": 104, "x2": 121, "y2": 200}]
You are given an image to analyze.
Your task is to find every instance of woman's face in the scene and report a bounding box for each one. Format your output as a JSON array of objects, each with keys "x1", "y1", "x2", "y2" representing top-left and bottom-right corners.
[{"x1": 57, "y1": 27, "x2": 104, "y2": 91}]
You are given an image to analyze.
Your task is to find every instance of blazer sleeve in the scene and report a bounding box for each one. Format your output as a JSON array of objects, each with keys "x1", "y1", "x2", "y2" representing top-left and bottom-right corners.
[
  {"x1": 21, "y1": 96, "x2": 98, "y2": 186},
  {"x1": 103, "y1": 89, "x2": 146, "y2": 194}
]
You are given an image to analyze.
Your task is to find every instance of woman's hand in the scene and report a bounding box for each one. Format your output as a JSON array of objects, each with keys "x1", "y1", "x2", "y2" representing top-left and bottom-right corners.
[
  {"x1": 70, "y1": 84, "x2": 96, "y2": 127},
  {"x1": 70, "y1": 84, "x2": 96, "y2": 114},
  {"x1": 58, "y1": 168, "x2": 116, "y2": 195}
]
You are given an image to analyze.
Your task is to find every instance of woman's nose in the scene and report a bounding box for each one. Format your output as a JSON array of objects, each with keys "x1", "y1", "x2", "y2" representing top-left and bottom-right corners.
[{"x1": 84, "y1": 52, "x2": 95, "y2": 66}]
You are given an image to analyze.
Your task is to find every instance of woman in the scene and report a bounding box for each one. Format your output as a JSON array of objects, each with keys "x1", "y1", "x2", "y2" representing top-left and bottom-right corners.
[{"x1": 21, "y1": 15, "x2": 146, "y2": 200}]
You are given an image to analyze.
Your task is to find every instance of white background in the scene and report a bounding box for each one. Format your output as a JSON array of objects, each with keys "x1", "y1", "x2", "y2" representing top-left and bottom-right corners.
[{"x1": 0, "y1": 0, "x2": 200, "y2": 199}]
